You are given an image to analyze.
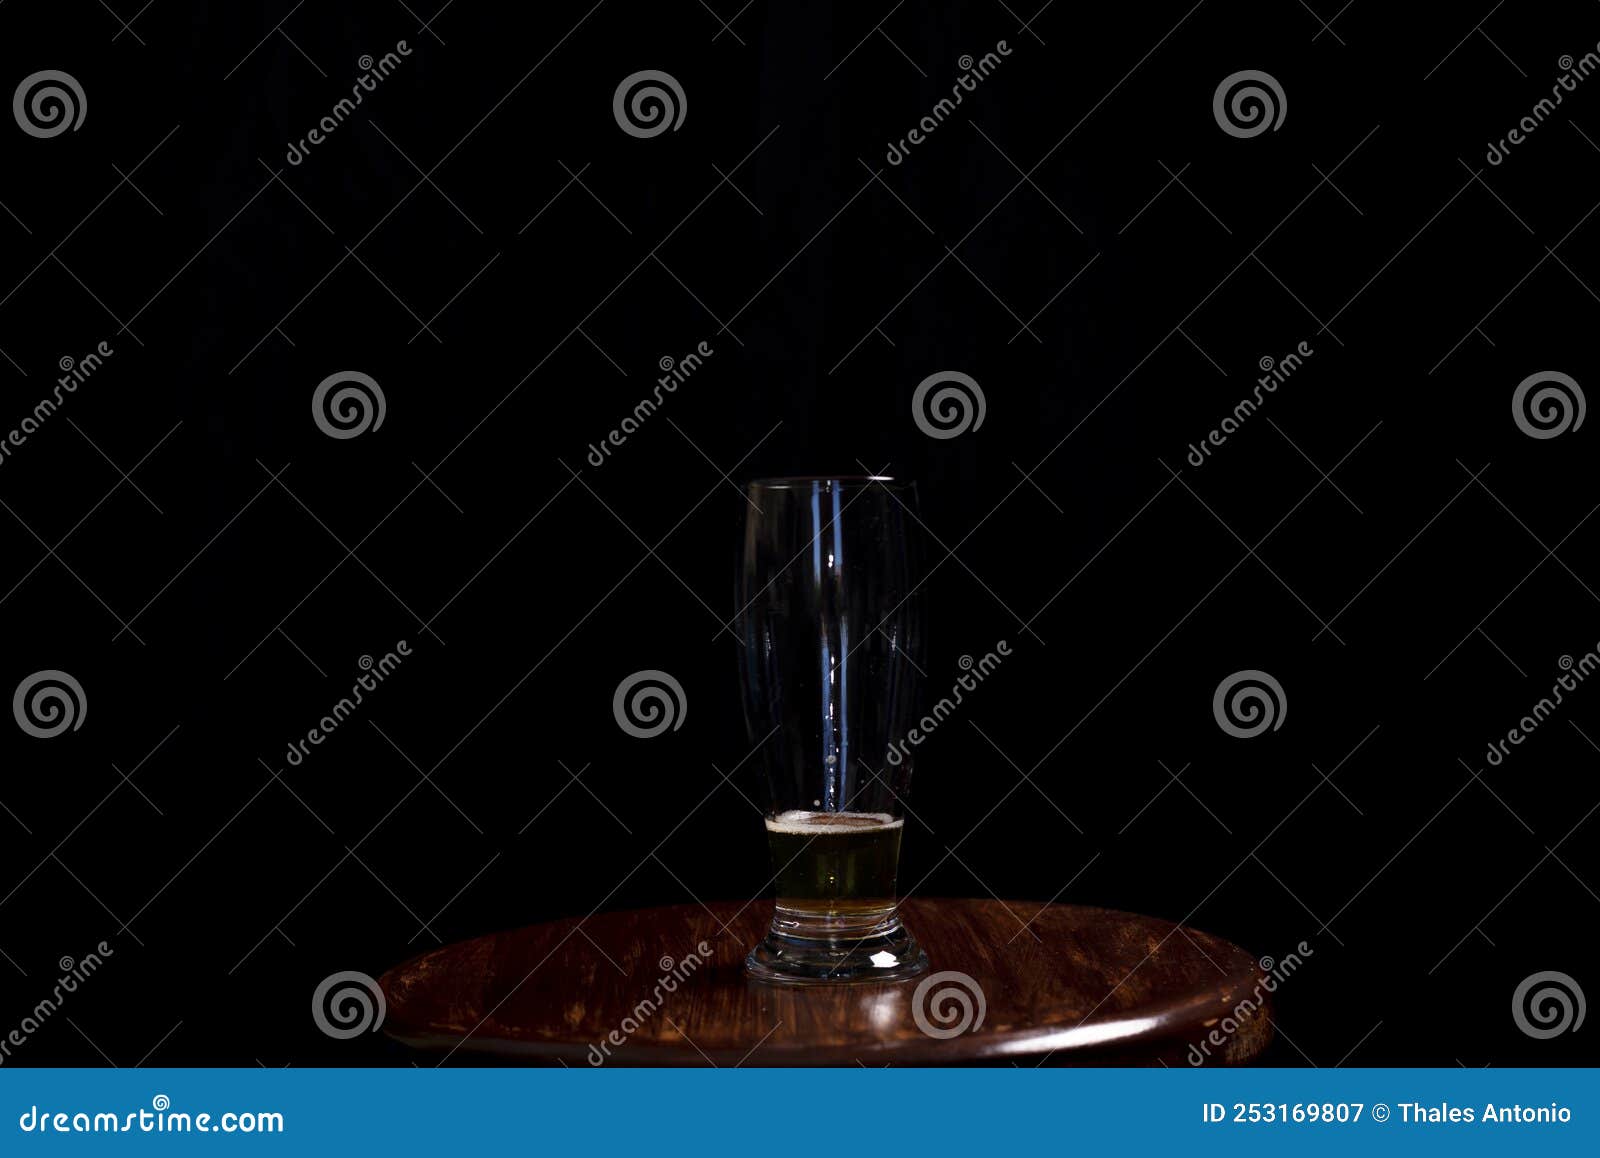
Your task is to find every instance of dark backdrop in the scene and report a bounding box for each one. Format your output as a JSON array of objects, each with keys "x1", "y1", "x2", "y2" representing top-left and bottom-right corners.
[{"x1": 0, "y1": 0, "x2": 1595, "y2": 1066}]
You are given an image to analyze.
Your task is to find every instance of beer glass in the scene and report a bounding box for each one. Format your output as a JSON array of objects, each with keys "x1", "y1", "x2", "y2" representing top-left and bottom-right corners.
[{"x1": 736, "y1": 476, "x2": 928, "y2": 983}]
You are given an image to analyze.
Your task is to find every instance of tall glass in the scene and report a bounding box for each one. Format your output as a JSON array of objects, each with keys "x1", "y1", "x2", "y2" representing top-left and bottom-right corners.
[{"x1": 736, "y1": 476, "x2": 929, "y2": 983}]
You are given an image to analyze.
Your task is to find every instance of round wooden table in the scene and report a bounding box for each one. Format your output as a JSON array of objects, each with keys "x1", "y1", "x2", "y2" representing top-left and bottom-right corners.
[{"x1": 378, "y1": 898, "x2": 1272, "y2": 1065}]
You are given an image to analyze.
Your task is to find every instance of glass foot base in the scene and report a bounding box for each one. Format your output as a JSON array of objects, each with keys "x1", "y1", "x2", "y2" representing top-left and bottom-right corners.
[{"x1": 745, "y1": 917, "x2": 928, "y2": 984}]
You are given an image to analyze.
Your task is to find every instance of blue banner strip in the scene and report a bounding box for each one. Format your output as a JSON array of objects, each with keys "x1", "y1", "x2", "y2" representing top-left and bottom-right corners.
[{"x1": 1, "y1": 1069, "x2": 1595, "y2": 1154}]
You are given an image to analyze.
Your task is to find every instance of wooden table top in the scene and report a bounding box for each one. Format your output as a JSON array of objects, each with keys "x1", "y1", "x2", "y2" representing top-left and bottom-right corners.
[{"x1": 379, "y1": 898, "x2": 1272, "y2": 1065}]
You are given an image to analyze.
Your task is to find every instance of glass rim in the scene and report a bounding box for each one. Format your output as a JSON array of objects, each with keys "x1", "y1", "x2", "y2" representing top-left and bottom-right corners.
[{"x1": 746, "y1": 475, "x2": 915, "y2": 491}]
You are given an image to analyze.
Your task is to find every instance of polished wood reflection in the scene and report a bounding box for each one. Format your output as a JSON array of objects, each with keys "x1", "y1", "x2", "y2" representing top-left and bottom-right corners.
[{"x1": 380, "y1": 898, "x2": 1272, "y2": 1065}]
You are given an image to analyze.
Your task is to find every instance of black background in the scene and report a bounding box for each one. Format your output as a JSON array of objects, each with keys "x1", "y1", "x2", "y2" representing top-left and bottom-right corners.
[{"x1": 0, "y1": 0, "x2": 1596, "y2": 1066}]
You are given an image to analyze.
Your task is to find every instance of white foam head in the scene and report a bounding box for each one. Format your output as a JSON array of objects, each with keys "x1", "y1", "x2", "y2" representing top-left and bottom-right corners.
[{"x1": 764, "y1": 809, "x2": 903, "y2": 834}]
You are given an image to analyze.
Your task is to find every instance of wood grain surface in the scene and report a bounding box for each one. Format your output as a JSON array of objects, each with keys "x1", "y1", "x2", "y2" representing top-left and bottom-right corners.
[{"x1": 379, "y1": 898, "x2": 1273, "y2": 1065}]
